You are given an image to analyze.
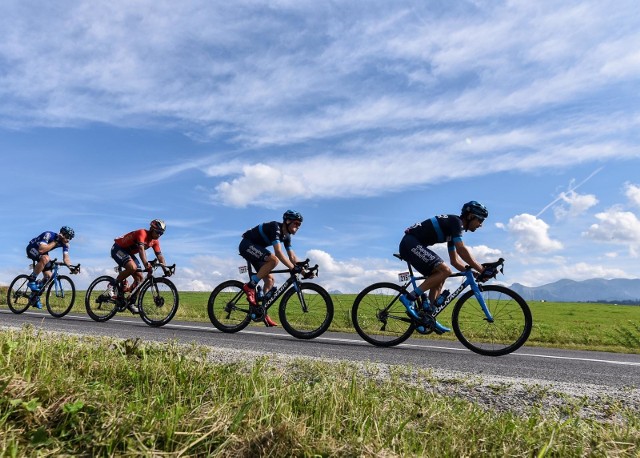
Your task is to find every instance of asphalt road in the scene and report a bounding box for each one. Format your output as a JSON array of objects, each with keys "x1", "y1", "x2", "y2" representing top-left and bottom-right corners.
[{"x1": 1, "y1": 309, "x2": 638, "y2": 389}]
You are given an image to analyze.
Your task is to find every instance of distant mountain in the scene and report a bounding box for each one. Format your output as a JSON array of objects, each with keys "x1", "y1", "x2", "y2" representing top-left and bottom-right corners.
[{"x1": 508, "y1": 278, "x2": 640, "y2": 303}]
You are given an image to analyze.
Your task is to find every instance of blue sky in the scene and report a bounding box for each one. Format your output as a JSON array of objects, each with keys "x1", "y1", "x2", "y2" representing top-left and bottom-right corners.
[{"x1": 1, "y1": 0, "x2": 640, "y2": 293}]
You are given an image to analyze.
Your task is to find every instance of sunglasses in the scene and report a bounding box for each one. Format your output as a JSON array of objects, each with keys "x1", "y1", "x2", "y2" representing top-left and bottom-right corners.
[
  {"x1": 475, "y1": 216, "x2": 485, "y2": 224},
  {"x1": 153, "y1": 229, "x2": 165, "y2": 235}
]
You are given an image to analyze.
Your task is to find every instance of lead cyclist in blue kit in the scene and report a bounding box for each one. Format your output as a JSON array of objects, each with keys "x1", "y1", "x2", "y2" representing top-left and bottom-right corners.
[
  {"x1": 399, "y1": 201, "x2": 489, "y2": 333},
  {"x1": 239, "y1": 210, "x2": 307, "y2": 327}
]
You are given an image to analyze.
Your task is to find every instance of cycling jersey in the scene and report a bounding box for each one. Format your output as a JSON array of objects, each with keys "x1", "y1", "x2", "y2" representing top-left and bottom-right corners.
[
  {"x1": 404, "y1": 214, "x2": 464, "y2": 251},
  {"x1": 26, "y1": 231, "x2": 69, "y2": 256},
  {"x1": 114, "y1": 229, "x2": 161, "y2": 255},
  {"x1": 242, "y1": 221, "x2": 292, "y2": 250}
]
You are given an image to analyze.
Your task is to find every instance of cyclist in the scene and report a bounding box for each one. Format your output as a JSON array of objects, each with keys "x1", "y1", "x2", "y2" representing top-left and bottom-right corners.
[
  {"x1": 25, "y1": 226, "x2": 78, "y2": 309},
  {"x1": 239, "y1": 210, "x2": 305, "y2": 327},
  {"x1": 110, "y1": 219, "x2": 169, "y2": 313},
  {"x1": 398, "y1": 201, "x2": 488, "y2": 334}
]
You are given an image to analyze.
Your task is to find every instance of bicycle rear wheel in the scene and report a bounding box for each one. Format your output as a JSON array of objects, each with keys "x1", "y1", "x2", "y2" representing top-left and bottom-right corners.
[
  {"x1": 138, "y1": 278, "x2": 179, "y2": 327},
  {"x1": 207, "y1": 280, "x2": 251, "y2": 333},
  {"x1": 7, "y1": 274, "x2": 33, "y2": 314},
  {"x1": 279, "y1": 282, "x2": 334, "y2": 339},
  {"x1": 85, "y1": 276, "x2": 119, "y2": 322},
  {"x1": 452, "y1": 285, "x2": 532, "y2": 356},
  {"x1": 351, "y1": 282, "x2": 415, "y2": 347},
  {"x1": 45, "y1": 275, "x2": 76, "y2": 318}
]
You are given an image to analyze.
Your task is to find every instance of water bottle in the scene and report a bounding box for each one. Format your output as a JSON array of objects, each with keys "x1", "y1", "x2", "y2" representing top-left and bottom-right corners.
[{"x1": 435, "y1": 290, "x2": 450, "y2": 306}]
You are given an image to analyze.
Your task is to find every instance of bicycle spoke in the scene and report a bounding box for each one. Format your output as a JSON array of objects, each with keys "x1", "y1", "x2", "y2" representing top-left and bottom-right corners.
[
  {"x1": 352, "y1": 283, "x2": 414, "y2": 347},
  {"x1": 279, "y1": 283, "x2": 333, "y2": 339},
  {"x1": 452, "y1": 286, "x2": 532, "y2": 356}
]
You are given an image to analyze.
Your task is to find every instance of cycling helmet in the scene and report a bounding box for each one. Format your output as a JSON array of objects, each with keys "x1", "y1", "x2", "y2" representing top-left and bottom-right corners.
[
  {"x1": 282, "y1": 210, "x2": 303, "y2": 223},
  {"x1": 59, "y1": 226, "x2": 75, "y2": 240},
  {"x1": 461, "y1": 201, "x2": 489, "y2": 219},
  {"x1": 150, "y1": 219, "x2": 166, "y2": 233}
]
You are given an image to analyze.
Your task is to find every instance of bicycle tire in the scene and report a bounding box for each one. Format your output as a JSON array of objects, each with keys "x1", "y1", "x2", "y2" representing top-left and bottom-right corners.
[
  {"x1": 452, "y1": 285, "x2": 532, "y2": 356},
  {"x1": 351, "y1": 282, "x2": 415, "y2": 347},
  {"x1": 85, "y1": 276, "x2": 119, "y2": 322},
  {"x1": 207, "y1": 280, "x2": 251, "y2": 333},
  {"x1": 7, "y1": 274, "x2": 33, "y2": 314},
  {"x1": 138, "y1": 277, "x2": 179, "y2": 327},
  {"x1": 279, "y1": 282, "x2": 334, "y2": 339},
  {"x1": 45, "y1": 275, "x2": 76, "y2": 318}
]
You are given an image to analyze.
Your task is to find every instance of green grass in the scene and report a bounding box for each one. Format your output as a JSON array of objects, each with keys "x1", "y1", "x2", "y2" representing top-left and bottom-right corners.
[
  {"x1": 2, "y1": 286, "x2": 639, "y2": 353},
  {"x1": 1, "y1": 327, "x2": 638, "y2": 457}
]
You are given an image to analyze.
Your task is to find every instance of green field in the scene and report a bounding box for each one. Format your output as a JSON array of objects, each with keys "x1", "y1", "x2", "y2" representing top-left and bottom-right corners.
[{"x1": 1, "y1": 287, "x2": 639, "y2": 353}]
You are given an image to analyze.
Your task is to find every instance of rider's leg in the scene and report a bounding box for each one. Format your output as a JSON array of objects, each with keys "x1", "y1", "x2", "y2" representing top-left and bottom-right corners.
[
  {"x1": 28, "y1": 254, "x2": 49, "y2": 290},
  {"x1": 116, "y1": 259, "x2": 137, "y2": 291},
  {"x1": 418, "y1": 263, "x2": 452, "y2": 304},
  {"x1": 255, "y1": 255, "x2": 277, "y2": 285},
  {"x1": 32, "y1": 254, "x2": 48, "y2": 278}
]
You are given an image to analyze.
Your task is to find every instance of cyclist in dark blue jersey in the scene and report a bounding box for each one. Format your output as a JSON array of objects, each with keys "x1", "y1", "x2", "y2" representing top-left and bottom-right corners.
[
  {"x1": 25, "y1": 226, "x2": 78, "y2": 307},
  {"x1": 399, "y1": 201, "x2": 488, "y2": 333},
  {"x1": 239, "y1": 210, "x2": 305, "y2": 327}
]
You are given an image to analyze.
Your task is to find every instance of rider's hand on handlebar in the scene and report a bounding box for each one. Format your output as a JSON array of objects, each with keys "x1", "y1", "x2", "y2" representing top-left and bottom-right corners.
[{"x1": 291, "y1": 265, "x2": 303, "y2": 274}]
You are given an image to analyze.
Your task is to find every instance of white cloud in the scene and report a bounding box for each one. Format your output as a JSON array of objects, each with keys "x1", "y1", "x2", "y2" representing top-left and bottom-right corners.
[
  {"x1": 624, "y1": 183, "x2": 640, "y2": 208},
  {"x1": 213, "y1": 163, "x2": 308, "y2": 207},
  {"x1": 501, "y1": 214, "x2": 563, "y2": 253},
  {"x1": 583, "y1": 209, "x2": 640, "y2": 245},
  {"x1": 553, "y1": 190, "x2": 598, "y2": 219}
]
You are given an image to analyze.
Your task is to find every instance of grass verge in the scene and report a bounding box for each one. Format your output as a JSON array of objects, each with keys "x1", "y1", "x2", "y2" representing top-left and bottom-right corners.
[{"x1": 1, "y1": 326, "x2": 638, "y2": 456}]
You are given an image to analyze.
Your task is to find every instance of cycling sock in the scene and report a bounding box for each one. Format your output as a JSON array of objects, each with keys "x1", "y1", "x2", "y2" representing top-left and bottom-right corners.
[
  {"x1": 413, "y1": 287, "x2": 424, "y2": 297},
  {"x1": 250, "y1": 274, "x2": 260, "y2": 285}
]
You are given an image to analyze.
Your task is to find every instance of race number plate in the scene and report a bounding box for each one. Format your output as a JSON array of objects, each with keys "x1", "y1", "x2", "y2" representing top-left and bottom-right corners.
[
  {"x1": 238, "y1": 266, "x2": 248, "y2": 274},
  {"x1": 398, "y1": 272, "x2": 410, "y2": 282}
]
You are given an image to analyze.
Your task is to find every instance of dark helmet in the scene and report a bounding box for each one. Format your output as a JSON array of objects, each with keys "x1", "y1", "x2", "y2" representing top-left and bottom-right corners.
[
  {"x1": 461, "y1": 201, "x2": 489, "y2": 219},
  {"x1": 150, "y1": 219, "x2": 166, "y2": 233},
  {"x1": 59, "y1": 226, "x2": 75, "y2": 240},
  {"x1": 282, "y1": 210, "x2": 303, "y2": 223}
]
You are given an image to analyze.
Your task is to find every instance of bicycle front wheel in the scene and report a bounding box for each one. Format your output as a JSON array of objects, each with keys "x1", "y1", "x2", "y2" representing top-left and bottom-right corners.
[
  {"x1": 207, "y1": 280, "x2": 251, "y2": 333},
  {"x1": 279, "y1": 282, "x2": 334, "y2": 339},
  {"x1": 351, "y1": 282, "x2": 415, "y2": 347},
  {"x1": 85, "y1": 276, "x2": 119, "y2": 322},
  {"x1": 7, "y1": 274, "x2": 33, "y2": 314},
  {"x1": 138, "y1": 278, "x2": 179, "y2": 327},
  {"x1": 452, "y1": 285, "x2": 532, "y2": 356},
  {"x1": 46, "y1": 275, "x2": 76, "y2": 318}
]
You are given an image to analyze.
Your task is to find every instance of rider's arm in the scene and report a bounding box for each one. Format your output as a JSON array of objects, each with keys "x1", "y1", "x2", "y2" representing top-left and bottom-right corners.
[
  {"x1": 273, "y1": 243, "x2": 295, "y2": 270},
  {"x1": 37, "y1": 241, "x2": 57, "y2": 254},
  {"x1": 137, "y1": 244, "x2": 151, "y2": 271},
  {"x1": 156, "y1": 252, "x2": 166, "y2": 266},
  {"x1": 63, "y1": 252, "x2": 72, "y2": 267},
  {"x1": 453, "y1": 240, "x2": 484, "y2": 273},
  {"x1": 287, "y1": 247, "x2": 299, "y2": 265}
]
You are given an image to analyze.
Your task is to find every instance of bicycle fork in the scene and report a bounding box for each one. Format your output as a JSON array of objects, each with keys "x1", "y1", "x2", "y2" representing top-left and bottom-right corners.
[{"x1": 465, "y1": 271, "x2": 495, "y2": 323}]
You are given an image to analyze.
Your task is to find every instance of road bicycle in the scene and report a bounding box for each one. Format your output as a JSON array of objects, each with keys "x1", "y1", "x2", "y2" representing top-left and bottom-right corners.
[
  {"x1": 208, "y1": 259, "x2": 334, "y2": 339},
  {"x1": 6, "y1": 259, "x2": 81, "y2": 318},
  {"x1": 84, "y1": 259, "x2": 178, "y2": 327},
  {"x1": 351, "y1": 255, "x2": 532, "y2": 356}
]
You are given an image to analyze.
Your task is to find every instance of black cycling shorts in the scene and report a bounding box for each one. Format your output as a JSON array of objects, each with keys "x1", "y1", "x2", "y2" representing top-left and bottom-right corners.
[
  {"x1": 238, "y1": 238, "x2": 271, "y2": 271},
  {"x1": 399, "y1": 234, "x2": 444, "y2": 277}
]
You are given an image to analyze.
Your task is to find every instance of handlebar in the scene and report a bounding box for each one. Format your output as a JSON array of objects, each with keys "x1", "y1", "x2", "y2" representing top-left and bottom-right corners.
[
  {"x1": 50, "y1": 259, "x2": 81, "y2": 274},
  {"x1": 118, "y1": 259, "x2": 175, "y2": 277}
]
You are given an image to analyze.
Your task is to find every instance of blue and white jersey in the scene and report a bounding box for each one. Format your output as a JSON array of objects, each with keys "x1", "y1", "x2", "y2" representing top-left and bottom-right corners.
[
  {"x1": 242, "y1": 221, "x2": 292, "y2": 250},
  {"x1": 404, "y1": 215, "x2": 464, "y2": 251},
  {"x1": 27, "y1": 231, "x2": 69, "y2": 254}
]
